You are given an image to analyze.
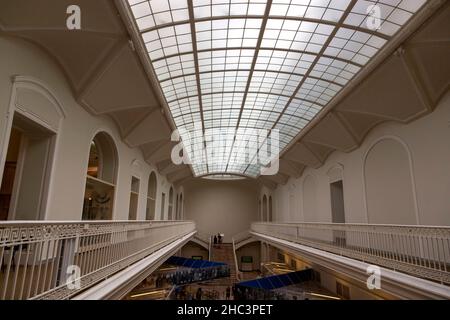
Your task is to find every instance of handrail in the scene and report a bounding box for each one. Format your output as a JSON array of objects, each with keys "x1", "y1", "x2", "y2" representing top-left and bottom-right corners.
[
  {"x1": 233, "y1": 230, "x2": 253, "y2": 243},
  {"x1": 0, "y1": 220, "x2": 196, "y2": 300},
  {"x1": 251, "y1": 222, "x2": 450, "y2": 285},
  {"x1": 232, "y1": 230, "x2": 254, "y2": 250},
  {"x1": 192, "y1": 231, "x2": 212, "y2": 259}
]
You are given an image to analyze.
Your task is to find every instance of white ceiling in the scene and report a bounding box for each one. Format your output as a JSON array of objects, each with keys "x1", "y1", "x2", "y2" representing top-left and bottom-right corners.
[{"x1": 0, "y1": 0, "x2": 448, "y2": 187}]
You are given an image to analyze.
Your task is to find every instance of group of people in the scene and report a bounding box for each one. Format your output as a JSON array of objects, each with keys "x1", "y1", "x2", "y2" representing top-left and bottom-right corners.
[
  {"x1": 154, "y1": 265, "x2": 230, "y2": 287},
  {"x1": 173, "y1": 287, "x2": 205, "y2": 300},
  {"x1": 232, "y1": 285, "x2": 285, "y2": 300},
  {"x1": 173, "y1": 286, "x2": 232, "y2": 300},
  {"x1": 213, "y1": 233, "x2": 223, "y2": 246}
]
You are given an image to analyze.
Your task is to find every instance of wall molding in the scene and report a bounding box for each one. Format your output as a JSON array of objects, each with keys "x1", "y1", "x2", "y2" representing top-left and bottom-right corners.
[{"x1": 361, "y1": 135, "x2": 420, "y2": 225}]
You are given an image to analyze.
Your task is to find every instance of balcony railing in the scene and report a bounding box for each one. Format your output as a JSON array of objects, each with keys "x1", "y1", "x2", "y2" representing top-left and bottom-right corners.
[
  {"x1": 0, "y1": 220, "x2": 195, "y2": 300},
  {"x1": 251, "y1": 222, "x2": 450, "y2": 285}
]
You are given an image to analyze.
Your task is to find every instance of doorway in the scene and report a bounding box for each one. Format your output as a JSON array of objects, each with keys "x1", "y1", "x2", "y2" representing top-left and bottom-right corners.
[
  {"x1": 330, "y1": 180, "x2": 346, "y2": 245},
  {"x1": 0, "y1": 112, "x2": 56, "y2": 220}
]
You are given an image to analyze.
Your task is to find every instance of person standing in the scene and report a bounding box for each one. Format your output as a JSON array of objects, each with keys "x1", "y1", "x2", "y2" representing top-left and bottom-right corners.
[
  {"x1": 196, "y1": 287, "x2": 203, "y2": 300},
  {"x1": 225, "y1": 286, "x2": 231, "y2": 300}
]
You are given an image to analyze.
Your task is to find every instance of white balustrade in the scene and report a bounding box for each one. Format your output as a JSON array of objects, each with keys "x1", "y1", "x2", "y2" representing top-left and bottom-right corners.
[
  {"x1": 0, "y1": 220, "x2": 195, "y2": 300},
  {"x1": 251, "y1": 222, "x2": 450, "y2": 285}
]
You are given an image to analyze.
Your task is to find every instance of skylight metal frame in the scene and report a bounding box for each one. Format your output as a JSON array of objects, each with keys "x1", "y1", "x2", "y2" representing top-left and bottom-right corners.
[{"x1": 125, "y1": 0, "x2": 429, "y2": 179}]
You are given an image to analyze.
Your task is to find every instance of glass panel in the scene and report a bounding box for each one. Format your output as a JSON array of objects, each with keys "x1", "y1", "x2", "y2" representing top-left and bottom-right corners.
[{"x1": 127, "y1": 0, "x2": 427, "y2": 178}]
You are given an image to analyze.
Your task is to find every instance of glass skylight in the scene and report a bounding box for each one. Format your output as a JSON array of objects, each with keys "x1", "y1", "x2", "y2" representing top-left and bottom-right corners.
[{"x1": 127, "y1": 0, "x2": 427, "y2": 178}]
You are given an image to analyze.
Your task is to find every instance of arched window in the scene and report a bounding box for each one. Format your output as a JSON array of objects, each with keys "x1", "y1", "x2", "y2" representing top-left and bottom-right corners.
[
  {"x1": 128, "y1": 177, "x2": 140, "y2": 220},
  {"x1": 175, "y1": 194, "x2": 179, "y2": 220},
  {"x1": 146, "y1": 172, "x2": 157, "y2": 220},
  {"x1": 258, "y1": 200, "x2": 261, "y2": 222},
  {"x1": 82, "y1": 132, "x2": 117, "y2": 220},
  {"x1": 262, "y1": 195, "x2": 268, "y2": 222},
  {"x1": 269, "y1": 196, "x2": 273, "y2": 222},
  {"x1": 168, "y1": 187, "x2": 174, "y2": 220},
  {"x1": 179, "y1": 193, "x2": 183, "y2": 220}
]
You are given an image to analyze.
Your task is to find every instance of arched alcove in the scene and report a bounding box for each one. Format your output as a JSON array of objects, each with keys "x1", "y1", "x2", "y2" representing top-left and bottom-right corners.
[
  {"x1": 303, "y1": 175, "x2": 317, "y2": 222},
  {"x1": 146, "y1": 171, "x2": 157, "y2": 220},
  {"x1": 82, "y1": 132, "x2": 118, "y2": 220},
  {"x1": 364, "y1": 138, "x2": 418, "y2": 224}
]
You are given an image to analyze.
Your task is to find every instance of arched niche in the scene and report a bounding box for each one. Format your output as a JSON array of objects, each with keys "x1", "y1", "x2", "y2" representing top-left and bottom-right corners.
[
  {"x1": 82, "y1": 132, "x2": 118, "y2": 220},
  {"x1": 302, "y1": 175, "x2": 317, "y2": 222},
  {"x1": 146, "y1": 171, "x2": 157, "y2": 220},
  {"x1": 364, "y1": 137, "x2": 418, "y2": 224}
]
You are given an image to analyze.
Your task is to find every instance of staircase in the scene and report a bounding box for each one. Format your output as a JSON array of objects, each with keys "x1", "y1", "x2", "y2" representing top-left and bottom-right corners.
[{"x1": 202, "y1": 244, "x2": 238, "y2": 286}]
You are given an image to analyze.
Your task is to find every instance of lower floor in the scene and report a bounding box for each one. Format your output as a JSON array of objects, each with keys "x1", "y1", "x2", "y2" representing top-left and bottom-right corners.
[{"x1": 123, "y1": 240, "x2": 397, "y2": 301}]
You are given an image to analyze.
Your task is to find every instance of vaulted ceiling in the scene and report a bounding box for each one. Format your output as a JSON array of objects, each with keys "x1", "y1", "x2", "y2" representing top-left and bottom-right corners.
[{"x1": 0, "y1": 0, "x2": 448, "y2": 188}]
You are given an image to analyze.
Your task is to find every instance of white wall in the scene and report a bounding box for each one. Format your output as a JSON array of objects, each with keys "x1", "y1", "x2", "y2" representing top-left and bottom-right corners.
[
  {"x1": 183, "y1": 179, "x2": 259, "y2": 242},
  {"x1": 181, "y1": 242, "x2": 208, "y2": 260},
  {"x1": 0, "y1": 36, "x2": 175, "y2": 221},
  {"x1": 236, "y1": 241, "x2": 261, "y2": 271},
  {"x1": 274, "y1": 91, "x2": 450, "y2": 226}
]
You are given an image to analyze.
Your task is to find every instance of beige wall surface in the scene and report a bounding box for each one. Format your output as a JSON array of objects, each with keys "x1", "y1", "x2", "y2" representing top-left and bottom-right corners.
[
  {"x1": 0, "y1": 36, "x2": 176, "y2": 221},
  {"x1": 274, "y1": 91, "x2": 450, "y2": 226},
  {"x1": 184, "y1": 179, "x2": 259, "y2": 242},
  {"x1": 236, "y1": 241, "x2": 261, "y2": 271},
  {"x1": 181, "y1": 242, "x2": 209, "y2": 261}
]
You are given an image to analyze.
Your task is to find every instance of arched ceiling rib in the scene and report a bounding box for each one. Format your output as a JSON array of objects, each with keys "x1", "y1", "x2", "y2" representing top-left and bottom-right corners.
[{"x1": 125, "y1": 0, "x2": 430, "y2": 179}]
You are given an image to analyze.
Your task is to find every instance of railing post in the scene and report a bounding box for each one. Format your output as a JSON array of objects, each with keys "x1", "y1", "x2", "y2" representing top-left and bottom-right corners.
[{"x1": 0, "y1": 220, "x2": 196, "y2": 300}]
